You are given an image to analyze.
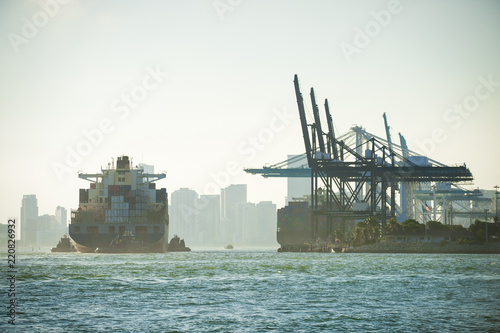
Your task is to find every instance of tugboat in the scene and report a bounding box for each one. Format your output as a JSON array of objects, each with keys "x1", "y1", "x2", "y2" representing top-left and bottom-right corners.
[
  {"x1": 167, "y1": 235, "x2": 191, "y2": 252},
  {"x1": 51, "y1": 235, "x2": 77, "y2": 253},
  {"x1": 224, "y1": 244, "x2": 234, "y2": 250}
]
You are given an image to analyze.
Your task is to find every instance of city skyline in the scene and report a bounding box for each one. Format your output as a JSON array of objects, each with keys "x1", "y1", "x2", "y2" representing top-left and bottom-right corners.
[
  {"x1": 169, "y1": 184, "x2": 279, "y2": 247},
  {"x1": 19, "y1": 195, "x2": 68, "y2": 246},
  {"x1": 1, "y1": 1, "x2": 499, "y2": 223}
]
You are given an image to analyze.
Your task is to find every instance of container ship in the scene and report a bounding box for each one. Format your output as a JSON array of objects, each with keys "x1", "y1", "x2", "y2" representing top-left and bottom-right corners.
[
  {"x1": 69, "y1": 156, "x2": 169, "y2": 253},
  {"x1": 277, "y1": 201, "x2": 354, "y2": 252}
]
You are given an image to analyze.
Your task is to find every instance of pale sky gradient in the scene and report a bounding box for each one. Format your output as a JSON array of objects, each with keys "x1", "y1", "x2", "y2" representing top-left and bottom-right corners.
[{"x1": 1, "y1": 0, "x2": 499, "y2": 222}]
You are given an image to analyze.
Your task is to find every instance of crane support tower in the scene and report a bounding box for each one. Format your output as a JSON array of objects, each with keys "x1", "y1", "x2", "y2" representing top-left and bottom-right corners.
[{"x1": 246, "y1": 75, "x2": 473, "y2": 240}]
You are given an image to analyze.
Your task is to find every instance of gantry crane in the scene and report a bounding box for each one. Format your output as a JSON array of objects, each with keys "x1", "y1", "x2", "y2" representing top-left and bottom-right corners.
[{"x1": 246, "y1": 75, "x2": 474, "y2": 239}]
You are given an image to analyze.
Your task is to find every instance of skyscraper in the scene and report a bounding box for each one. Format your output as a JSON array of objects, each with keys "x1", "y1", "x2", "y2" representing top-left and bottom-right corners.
[
  {"x1": 221, "y1": 184, "x2": 247, "y2": 243},
  {"x1": 170, "y1": 188, "x2": 198, "y2": 241},
  {"x1": 55, "y1": 206, "x2": 67, "y2": 229},
  {"x1": 236, "y1": 202, "x2": 257, "y2": 244},
  {"x1": 37, "y1": 214, "x2": 58, "y2": 247},
  {"x1": 197, "y1": 194, "x2": 221, "y2": 245},
  {"x1": 221, "y1": 184, "x2": 247, "y2": 220},
  {"x1": 256, "y1": 201, "x2": 277, "y2": 245},
  {"x1": 20, "y1": 195, "x2": 38, "y2": 246}
]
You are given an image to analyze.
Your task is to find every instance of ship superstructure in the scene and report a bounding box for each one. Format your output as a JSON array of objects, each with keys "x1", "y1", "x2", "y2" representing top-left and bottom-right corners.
[{"x1": 69, "y1": 156, "x2": 169, "y2": 253}]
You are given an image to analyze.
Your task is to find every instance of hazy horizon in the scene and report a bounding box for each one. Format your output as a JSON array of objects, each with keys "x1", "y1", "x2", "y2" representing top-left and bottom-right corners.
[{"x1": 1, "y1": 0, "x2": 499, "y2": 222}]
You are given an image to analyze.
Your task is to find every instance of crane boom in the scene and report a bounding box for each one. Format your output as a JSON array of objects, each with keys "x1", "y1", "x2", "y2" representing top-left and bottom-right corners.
[
  {"x1": 383, "y1": 112, "x2": 393, "y2": 154},
  {"x1": 310, "y1": 87, "x2": 326, "y2": 154},
  {"x1": 324, "y1": 99, "x2": 338, "y2": 159},
  {"x1": 294, "y1": 75, "x2": 313, "y2": 166},
  {"x1": 399, "y1": 132, "x2": 409, "y2": 159}
]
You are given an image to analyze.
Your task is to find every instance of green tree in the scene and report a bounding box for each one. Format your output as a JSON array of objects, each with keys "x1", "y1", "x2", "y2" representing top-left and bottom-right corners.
[
  {"x1": 469, "y1": 219, "x2": 486, "y2": 242},
  {"x1": 426, "y1": 220, "x2": 448, "y2": 232},
  {"x1": 468, "y1": 219, "x2": 500, "y2": 242},
  {"x1": 352, "y1": 216, "x2": 380, "y2": 246},
  {"x1": 333, "y1": 228, "x2": 344, "y2": 243},
  {"x1": 449, "y1": 224, "x2": 467, "y2": 233},
  {"x1": 385, "y1": 217, "x2": 402, "y2": 235},
  {"x1": 401, "y1": 219, "x2": 425, "y2": 235}
]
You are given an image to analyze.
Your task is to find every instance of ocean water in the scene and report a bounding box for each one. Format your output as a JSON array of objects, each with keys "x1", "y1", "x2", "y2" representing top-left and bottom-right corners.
[{"x1": 5, "y1": 249, "x2": 500, "y2": 332}]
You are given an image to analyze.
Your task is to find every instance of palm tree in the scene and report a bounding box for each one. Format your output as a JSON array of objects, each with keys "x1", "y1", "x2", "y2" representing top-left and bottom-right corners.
[
  {"x1": 385, "y1": 217, "x2": 402, "y2": 235},
  {"x1": 352, "y1": 216, "x2": 381, "y2": 245}
]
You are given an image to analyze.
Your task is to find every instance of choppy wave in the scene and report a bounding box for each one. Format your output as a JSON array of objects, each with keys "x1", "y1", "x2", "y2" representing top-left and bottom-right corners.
[{"x1": 4, "y1": 251, "x2": 500, "y2": 332}]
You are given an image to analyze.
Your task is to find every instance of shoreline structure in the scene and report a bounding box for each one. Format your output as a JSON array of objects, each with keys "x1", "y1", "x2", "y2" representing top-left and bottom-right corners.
[{"x1": 349, "y1": 242, "x2": 500, "y2": 254}]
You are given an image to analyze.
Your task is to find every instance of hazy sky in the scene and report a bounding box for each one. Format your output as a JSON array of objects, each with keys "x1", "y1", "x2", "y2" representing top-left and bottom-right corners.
[{"x1": 1, "y1": 0, "x2": 499, "y2": 222}]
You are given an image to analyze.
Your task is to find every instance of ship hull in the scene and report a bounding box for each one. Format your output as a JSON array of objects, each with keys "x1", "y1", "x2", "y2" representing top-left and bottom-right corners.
[
  {"x1": 69, "y1": 223, "x2": 168, "y2": 253},
  {"x1": 277, "y1": 202, "x2": 354, "y2": 253}
]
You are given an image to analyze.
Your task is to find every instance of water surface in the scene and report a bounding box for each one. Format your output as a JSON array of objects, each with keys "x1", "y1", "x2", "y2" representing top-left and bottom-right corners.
[{"x1": 6, "y1": 250, "x2": 500, "y2": 332}]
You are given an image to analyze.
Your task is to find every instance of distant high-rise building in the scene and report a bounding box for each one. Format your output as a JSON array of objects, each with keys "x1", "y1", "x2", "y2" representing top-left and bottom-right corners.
[
  {"x1": 38, "y1": 214, "x2": 59, "y2": 247},
  {"x1": 286, "y1": 154, "x2": 310, "y2": 204},
  {"x1": 38, "y1": 214, "x2": 56, "y2": 231},
  {"x1": 221, "y1": 184, "x2": 247, "y2": 243},
  {"x1": 55, "y1": 206, "x2": 67, "y2": 229},
  {"x1": 236, "y1": 202, "x2": 257, "y2": 244},
  {"x1": 235, "y1": 200, "x2": 277, "y2": 246},
  {"x1": 197, "y1": 194, "x2": 221, "y2": 245},
  {"x1": 256, "y1": 201, "x2": 277, "y2": 245},
  {"x1": 221, "y1": 184, "x2": 247, "y2": 220},
  {"x1": 170, "y1": 188, "x2": 198, "y2": 241},
  {"x1": 20, "y1": 195, "x2": 38, "y2": 246}
]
